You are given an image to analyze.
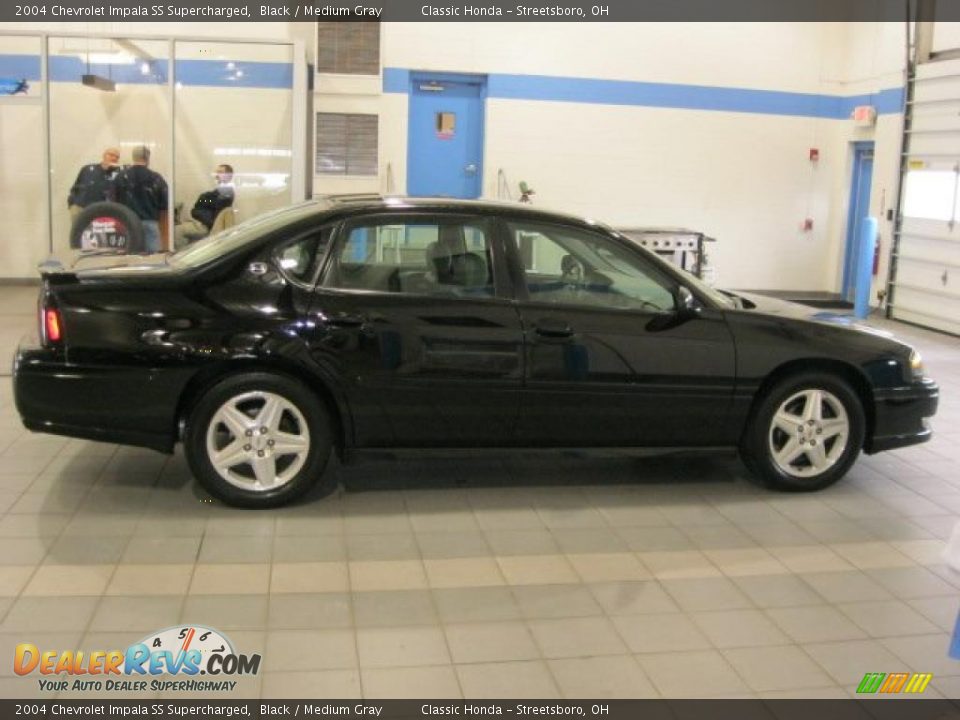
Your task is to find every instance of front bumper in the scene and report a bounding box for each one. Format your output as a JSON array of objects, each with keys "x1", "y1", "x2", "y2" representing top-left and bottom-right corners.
[
  {"x1": 865, "y1": 378, "x2": 939, "y2": 454},
  {"x1": 13, "y1": 337, "x2": 177, "y2": 453}
]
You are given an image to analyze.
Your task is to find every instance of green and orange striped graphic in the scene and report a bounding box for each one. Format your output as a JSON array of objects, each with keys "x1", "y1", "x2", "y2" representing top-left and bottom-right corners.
[{"x1": 856, "y1": 672, "x2": 933, "y2": 694}]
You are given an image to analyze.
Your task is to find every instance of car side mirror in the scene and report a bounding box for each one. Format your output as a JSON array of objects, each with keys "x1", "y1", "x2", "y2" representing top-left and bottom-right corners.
[{"x1": 676, "y1": 286, "x2": 700, "y2": 315}]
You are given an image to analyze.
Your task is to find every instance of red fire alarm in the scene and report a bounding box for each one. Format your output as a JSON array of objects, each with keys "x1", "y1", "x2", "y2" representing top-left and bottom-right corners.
[
  {"x1": 809, "y1": 148, "x2": 820, "y2": 162},
  {"x1": 803, "y1": 218, "x2": 814, "y2": 231}
]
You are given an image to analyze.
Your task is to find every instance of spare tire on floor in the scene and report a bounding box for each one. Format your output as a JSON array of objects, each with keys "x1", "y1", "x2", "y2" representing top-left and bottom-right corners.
[{"x1": 69, "y1": 201, "x2": 145, "y2": 254}]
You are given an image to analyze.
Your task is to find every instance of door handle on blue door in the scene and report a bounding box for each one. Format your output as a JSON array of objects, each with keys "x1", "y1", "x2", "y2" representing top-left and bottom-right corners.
[{"x1": 534, "y1": 319, "x2": 574, "y2": 338}]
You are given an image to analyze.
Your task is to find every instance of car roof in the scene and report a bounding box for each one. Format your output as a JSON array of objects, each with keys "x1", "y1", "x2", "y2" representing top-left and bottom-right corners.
[{"x1": 315, "y1": 194, "x2": 609, "y2": 229}]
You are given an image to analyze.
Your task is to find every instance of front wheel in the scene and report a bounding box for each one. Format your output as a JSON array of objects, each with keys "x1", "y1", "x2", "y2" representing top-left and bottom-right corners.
[
  {"x1": 741, "y1": 373, "x2": 865, "y2": 492},
  {"x1": 184, "y1": 373, "x2": 335, "y2": 508}
]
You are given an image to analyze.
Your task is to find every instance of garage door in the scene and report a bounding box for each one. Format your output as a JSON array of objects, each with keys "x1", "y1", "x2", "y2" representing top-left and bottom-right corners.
[{"x1": 891, "y1": 57, "x2": 960, "y2": 335}]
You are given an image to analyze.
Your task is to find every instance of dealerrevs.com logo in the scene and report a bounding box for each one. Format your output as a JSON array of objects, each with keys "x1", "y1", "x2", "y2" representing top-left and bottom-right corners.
[{"x1": 14, "y1": 625, "x2": 261, "y2": 693}]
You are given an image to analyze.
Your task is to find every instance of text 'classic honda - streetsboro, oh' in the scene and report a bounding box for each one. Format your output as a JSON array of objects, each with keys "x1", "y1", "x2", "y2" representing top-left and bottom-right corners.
[{"x1": 14, "y1": 196, "x2": 939, "y2": 507}]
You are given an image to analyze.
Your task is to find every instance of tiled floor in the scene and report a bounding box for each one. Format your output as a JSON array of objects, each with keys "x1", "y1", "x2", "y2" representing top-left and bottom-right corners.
[{"x1": 0, "y1": 286, "x2": 958, "y2": 699}]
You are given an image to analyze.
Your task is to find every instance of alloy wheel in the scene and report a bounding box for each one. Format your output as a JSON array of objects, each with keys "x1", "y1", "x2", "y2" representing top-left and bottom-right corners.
[
  {"x1": 768, "y1": 388, "x2": 849, "y2": 479},
  {"x1": 205, "y1": 391, "x2": 310, "y2": 492}
]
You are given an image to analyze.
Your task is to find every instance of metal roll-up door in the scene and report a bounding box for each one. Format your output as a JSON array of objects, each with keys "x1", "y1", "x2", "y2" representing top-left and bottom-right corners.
[{"x1": 891, "y1": 57, "x2": 960, "y2": 335}]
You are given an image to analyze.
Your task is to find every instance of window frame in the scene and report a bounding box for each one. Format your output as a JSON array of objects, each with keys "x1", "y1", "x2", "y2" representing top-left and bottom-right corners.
[
  {"x1": 318, "y1": 211, "x2": 514, "y2": 302},
  {"x1": 271, "y1": 224, "x2": 337, "y2": 290},
  {"x1": 500, "y1": 217, "x2": 682, "y2": 315}
]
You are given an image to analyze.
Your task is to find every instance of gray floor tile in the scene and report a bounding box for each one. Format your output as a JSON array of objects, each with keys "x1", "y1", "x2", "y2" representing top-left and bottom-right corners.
[
  {"x1": 456, "y1": 660, "x2": 560, "y2": 699},
  {"x1": 266, "y1": 593, "x2": 352, "y2": 629},
  {"x1": 637, "y1": 649, "x2": 749, "y2": 697},
  {"x1": 723, "y1": 645, "x2": 833, "y2": 692},
  {"x1": 356, "y1": 626, "x2": 450, "y2": 668},
  {"x1": 732, "y1": 574, "x2": 824, "y2": 608},
  {"x1": 690, "y1": 609, "x2": 791, "y2": 648},
  {"x1": 512, "y1": 584, "x2": 603, "y2": 619},
  {"x1": 485, "y1": 528, "x2": 558, "y2": 556},
  {"x1": 346, "y1": 532, "x2": 420, "y2": 561},
  {"x1": 91, "y1": 596, "x2": 183, "y2": 631},
  {"x1": 1, "y1": 596, "x2": 99, "y2": 632},
  {"x1": 612, "y1": 613, "x2": 712, "y2": 654},
  {"x1": 549, "y1": 655, "x2": 658, "y2": 698},
  {"x1": 527, "y1": 616, "x2": 627, "y2": 658},
  {"x1": 352, "y1": 589, "x2": 438, "y2": 627},
  {"x1": 272, "y1": 535, "x2": 346, "y2": 562},
  {"x1": 802, "y1": 639, "x2": 905, "y2": 686},
  {"x1": 416, "y1": 530, "x2": 490, "y2": 559},
  {"x1": 445, "y1": 620, "x2": 540, "y2": 663},
  {"x1": 661, "y1": 577, "x2": 752, "y2": 612},
  {"x1": 198, "y1": 535, "x2": 273, "y2": 564},
  {"x1": 839, "y1": 599, "x2": 942, "y2": 638},
  {"x1": 181, "y1": 594, "x2": 270, "y2": 630},
  {"x1": 122, "y1": 536, "x2": 201, "y2": 564},
  {"x1": 264, "y1": 629, "x2": 357, "y2": 671},
  {"x1": 432, "y1": 586, "x2": 521, "y2": 623},
  {"x1": 766, "y1": 605, "x2": 868, "y2": 643},
  {"x1": 799, "y1": 570, "x2": 894, "y2": 603},
  {"x1": 866, "y1": 566, "x2": 960, "y2": 599},
  {"x1": 588, "y1": 581, "x2": 679, "y2": 616}
]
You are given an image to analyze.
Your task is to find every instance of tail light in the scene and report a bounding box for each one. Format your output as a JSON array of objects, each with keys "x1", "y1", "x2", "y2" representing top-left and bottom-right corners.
[
  {"x1": 44, "y1": 308, "x2": 62, "y2": 343},
  {"x1": 39, "y1": 295, "x2": 63, "y2": 346}
]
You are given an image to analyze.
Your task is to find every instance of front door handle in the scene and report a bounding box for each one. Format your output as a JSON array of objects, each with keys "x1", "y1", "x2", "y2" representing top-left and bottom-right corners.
[{"x1": 534, "y1": 319, "x2": 574, "y2": 338}]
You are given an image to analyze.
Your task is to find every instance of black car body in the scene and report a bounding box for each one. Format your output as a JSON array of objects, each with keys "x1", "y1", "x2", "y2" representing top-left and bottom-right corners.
[{"x1": 14, "y1": 196, "x2": 939, "y2": 506}]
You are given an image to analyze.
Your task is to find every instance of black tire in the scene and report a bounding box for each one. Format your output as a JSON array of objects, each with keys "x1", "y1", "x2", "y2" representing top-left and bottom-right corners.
[
  {"x1": 740, "y1": 372, "x2": 865, "y2": 492},
  {"x1": 184, "y1": 373, "x2": 336, "y2": 508},
  {"x1": 70, "y1": 201, "x2": 145, "y2": 254}
]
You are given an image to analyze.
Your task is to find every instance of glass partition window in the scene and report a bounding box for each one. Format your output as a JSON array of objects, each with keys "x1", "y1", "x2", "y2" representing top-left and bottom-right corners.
[
  {"x1": 174, "y1": 40, "x2": 294, "y2": 251},
  {"x1": 0, "y1": 34, "x2": 45, "y2": 278},
  {"x1": 48, "y1": 36, "x2": 170, "y2": 257}
]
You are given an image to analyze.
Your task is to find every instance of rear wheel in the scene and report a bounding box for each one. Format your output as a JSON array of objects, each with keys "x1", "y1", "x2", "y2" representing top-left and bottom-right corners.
[
  {"x1": 184, "y1": 373, "x2": 335, "y2": 508},
  {"x1": 741, "y1": 372, "x2": 865, "y2": 491}
]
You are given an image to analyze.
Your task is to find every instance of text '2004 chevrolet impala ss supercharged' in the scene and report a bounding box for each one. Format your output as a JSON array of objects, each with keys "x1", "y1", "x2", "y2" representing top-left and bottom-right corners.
[{"x1": 14, "y1": 196, "x2": 939, "y2": 508}]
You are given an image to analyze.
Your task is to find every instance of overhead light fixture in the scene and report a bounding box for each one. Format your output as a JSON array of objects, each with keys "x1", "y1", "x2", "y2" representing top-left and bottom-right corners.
[{"x1": 82, "y1": 74, "x2": 116, "y2": 92}]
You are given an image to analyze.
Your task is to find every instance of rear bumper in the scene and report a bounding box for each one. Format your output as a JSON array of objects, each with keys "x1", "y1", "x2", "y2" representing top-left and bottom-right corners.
[
  {"x1": 14, "y1": 338, "x2": 177, "y2": 453},
  {"x1": 865, "y1": 378, "x2": 939, "y2": 454}
]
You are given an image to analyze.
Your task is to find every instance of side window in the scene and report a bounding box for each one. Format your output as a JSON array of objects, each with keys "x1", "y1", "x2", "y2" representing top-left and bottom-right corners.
[
  {"x1": 324, "y1": 218, "x2": 495, "y2": 297},
  {"x1": 510, "y1": 221, "x2": 676, "y2": 312},
  {"x1": 275, "y1": 227, "x2": 333, "y2": 285}
]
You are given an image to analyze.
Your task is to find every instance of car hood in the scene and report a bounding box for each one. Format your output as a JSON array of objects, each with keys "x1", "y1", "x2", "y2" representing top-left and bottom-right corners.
[{"x1": 728, "y1": 291, "x2": 894, "y2": 339}]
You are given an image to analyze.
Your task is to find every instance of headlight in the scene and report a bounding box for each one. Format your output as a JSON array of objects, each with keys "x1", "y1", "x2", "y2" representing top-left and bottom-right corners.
[{"x1": 909, "y1": 349, "x2": 925, "y2": 380}]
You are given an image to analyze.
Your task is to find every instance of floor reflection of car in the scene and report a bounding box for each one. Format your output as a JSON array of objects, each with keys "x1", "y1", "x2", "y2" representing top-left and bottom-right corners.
[{"x1": 13, "y1": 196, "x2": 939, "y2": 508}]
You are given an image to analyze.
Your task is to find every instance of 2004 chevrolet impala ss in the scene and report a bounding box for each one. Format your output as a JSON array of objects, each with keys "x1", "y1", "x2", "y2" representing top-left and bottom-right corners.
[{"x1": 14, "y1": 196, "x2": 939, "y2": 507}]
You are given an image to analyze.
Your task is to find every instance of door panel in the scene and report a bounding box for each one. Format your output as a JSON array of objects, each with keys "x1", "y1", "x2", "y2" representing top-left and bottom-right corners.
[
  {"x1": 407, "y1": 75, "x2": 484, "y2": 199},
  {"x1": 312, "y1": 214, "x2": 523, "y2": 446},
  {"x1": 519, "y1": 305, "x2": 737, "y2": 446},
  {"x1": 506, "y1": 219, "x2": 737, "y2": 447}
]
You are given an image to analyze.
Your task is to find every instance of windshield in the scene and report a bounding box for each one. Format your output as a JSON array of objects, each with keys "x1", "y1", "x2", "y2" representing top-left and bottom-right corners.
[{"x1": 168, "y1": 201, "x2": 328, "y2": 269}]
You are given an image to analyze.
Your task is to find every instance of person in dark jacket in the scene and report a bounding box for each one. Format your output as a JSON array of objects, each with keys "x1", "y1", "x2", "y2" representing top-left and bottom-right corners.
[
  {"x1": 112, "y1": 145, "x2": 169, "y2": 254},
  {"x1": 67, "y1": 147, "x2": 120, "y2": 221},
  {"x1": 174, "y1": 164, "x2": 236, "y2": 248}
]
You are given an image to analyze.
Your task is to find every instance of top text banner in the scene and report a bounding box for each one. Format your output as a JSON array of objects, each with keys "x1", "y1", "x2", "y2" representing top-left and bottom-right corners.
[{"x1": 2, "y1": 0, "x2": 957, "y2": 23}]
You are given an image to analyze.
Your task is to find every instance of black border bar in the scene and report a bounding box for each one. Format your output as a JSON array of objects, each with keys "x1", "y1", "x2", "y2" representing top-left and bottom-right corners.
[
  {"x1": 1, "y1": 699, "x2": 959, "y2": 718},
  {"x1": 2, "y1": 0, "x2": 959, "y2": 23}
]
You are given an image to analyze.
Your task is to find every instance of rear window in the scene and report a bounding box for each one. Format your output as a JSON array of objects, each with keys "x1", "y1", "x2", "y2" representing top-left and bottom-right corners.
[{"x1": 168, "y1": 201, "x2": 329, "y2": 269}]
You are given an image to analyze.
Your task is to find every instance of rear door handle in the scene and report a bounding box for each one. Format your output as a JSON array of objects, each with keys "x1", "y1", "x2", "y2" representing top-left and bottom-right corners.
[
  {"x1": 326, "y1": 313, "x2": 366, "y2": 328},
  {"x1": 533, "y1": 319, "x2": 574, "y2": 338}
]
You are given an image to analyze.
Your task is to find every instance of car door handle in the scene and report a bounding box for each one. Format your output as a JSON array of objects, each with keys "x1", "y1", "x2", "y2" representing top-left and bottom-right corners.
[
  {"x1": 325, "y1": 313, "x2": 366, "y2": 328},
  {"x1": 534, "y1": 319, "x2": 574, "y2": 338}
]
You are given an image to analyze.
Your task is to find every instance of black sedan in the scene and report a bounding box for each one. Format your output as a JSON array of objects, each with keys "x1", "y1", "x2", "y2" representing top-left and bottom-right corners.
[{"x1": 14, "y1": 196, "x2": 939, "y2": 507}]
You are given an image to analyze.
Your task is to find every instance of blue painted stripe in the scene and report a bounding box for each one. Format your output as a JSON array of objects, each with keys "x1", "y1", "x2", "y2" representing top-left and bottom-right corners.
[
  {"x1": 0, "y1": 54, "x2": 291, "y2": 89},
  {"x1": 385, "y1": 67, "x2": 904, "y2": 119}
]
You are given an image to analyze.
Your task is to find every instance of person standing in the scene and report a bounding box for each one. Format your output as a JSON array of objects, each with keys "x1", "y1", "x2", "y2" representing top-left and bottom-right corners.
[
  {"x1": 174, "y1": 164, "x2": 236, "y2": 248},
  {"x1": 112, "y1": 145, "x2": 169, "y2": 254},
  {"x1": 67, "y1": 147, "x2": 121, "y2": 222}
]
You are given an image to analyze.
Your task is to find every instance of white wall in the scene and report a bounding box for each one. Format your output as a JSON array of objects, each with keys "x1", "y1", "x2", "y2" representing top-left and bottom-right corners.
[
  {"x1": 1, "y1": 20, "x2": 913, "y2": 293},
  {"x1": 340, "y1": 22, "x2": 899, "y2": 290}
]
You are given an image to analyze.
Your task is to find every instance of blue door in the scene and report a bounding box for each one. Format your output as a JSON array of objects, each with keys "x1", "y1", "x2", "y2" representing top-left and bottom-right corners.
[
  {"x1": 407, "y1": 74, "x2": 485, "y2": 198},
  {"x1": 842, "y1": 143, "x2": 875, "y2": 301}
]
